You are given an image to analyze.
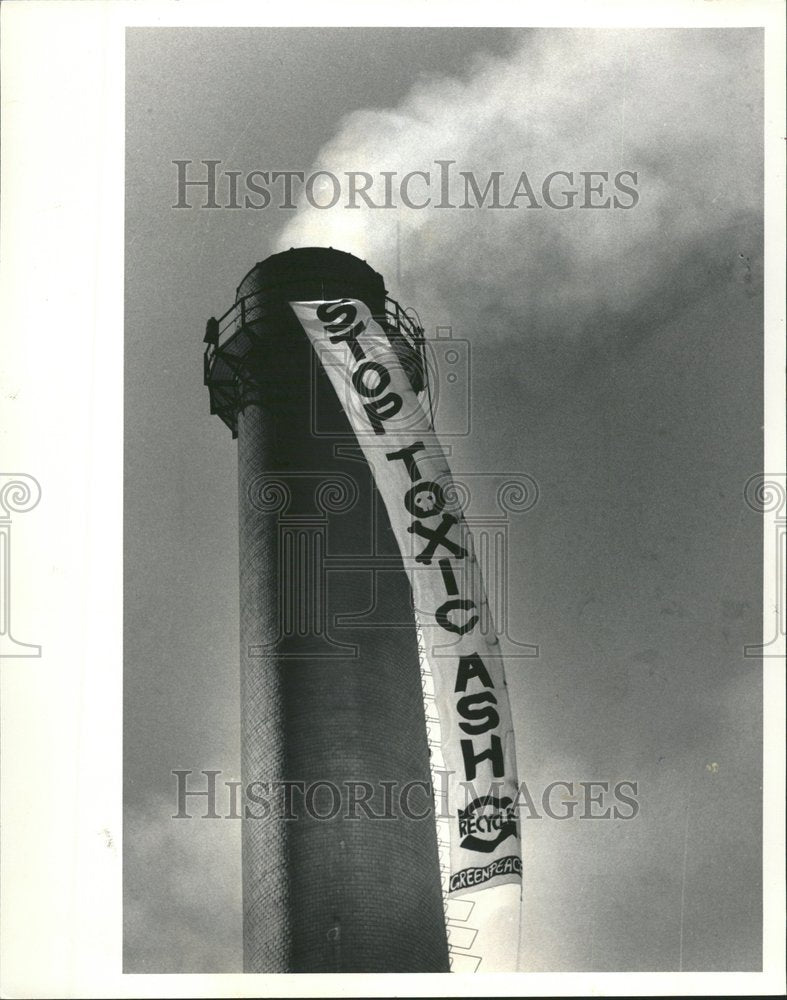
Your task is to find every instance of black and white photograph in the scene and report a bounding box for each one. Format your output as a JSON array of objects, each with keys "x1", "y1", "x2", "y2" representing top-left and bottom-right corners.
[{"x1": 1, "y1": 2, "x2": 785, "y2": 997}]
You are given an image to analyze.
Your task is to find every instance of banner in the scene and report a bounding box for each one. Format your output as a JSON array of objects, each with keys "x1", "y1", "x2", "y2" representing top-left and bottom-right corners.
[{"x1": 291, "y1": 298, "x2": 522, "y2": 909}]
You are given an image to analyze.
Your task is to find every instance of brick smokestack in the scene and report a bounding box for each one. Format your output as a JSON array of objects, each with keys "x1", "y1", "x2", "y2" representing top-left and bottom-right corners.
[{"x1": 204, "y1": 248, "x2": 449, "y2": 973}]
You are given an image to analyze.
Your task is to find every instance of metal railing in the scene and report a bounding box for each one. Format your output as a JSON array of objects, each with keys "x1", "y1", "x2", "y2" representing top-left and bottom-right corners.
[{"x1": 205, "y1": 292, "x2": 426, "y2": 381}]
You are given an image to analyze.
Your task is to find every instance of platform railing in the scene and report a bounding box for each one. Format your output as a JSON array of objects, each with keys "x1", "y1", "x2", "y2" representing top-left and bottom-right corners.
[{"x1": 205, "y1": 293, "x2": 425, "y2": 384}]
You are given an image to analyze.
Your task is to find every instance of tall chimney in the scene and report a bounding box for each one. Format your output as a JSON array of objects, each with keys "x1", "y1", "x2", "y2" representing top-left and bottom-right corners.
[{"x1": 204, "y1": 247, "x2": 450, "y2": 973}]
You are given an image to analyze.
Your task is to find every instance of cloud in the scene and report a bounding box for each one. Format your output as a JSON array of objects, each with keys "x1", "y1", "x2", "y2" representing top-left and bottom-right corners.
[{"x1": 124, "y1": 794, "x2": 242, "y2": 972}]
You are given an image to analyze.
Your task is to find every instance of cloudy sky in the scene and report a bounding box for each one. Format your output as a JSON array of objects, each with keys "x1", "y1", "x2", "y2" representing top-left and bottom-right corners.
[{"x1": 125, "y1": 27, "x2": 763, "y2": 973}]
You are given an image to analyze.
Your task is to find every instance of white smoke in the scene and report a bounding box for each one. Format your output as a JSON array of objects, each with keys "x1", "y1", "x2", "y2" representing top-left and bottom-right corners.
[{"x1": 276, "y1": 29, "x2": 761, "y2": 347}]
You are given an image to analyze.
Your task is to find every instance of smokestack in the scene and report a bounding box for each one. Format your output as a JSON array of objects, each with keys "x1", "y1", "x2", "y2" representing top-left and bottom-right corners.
[{"x1": 204, "y1": 247, "x2": 450, "y2": 973}]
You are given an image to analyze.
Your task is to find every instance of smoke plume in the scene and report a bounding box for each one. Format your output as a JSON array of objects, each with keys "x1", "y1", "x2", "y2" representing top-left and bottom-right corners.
[{"x1": 276, "y1": 29, "x2": 761, "y2": 354}]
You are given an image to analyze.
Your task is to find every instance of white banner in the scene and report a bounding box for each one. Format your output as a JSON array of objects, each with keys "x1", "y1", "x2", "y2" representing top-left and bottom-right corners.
[{"x1": 291, "y1": 298, "x2": 522, "y2": 967}]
